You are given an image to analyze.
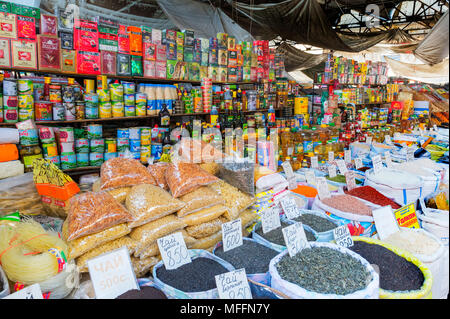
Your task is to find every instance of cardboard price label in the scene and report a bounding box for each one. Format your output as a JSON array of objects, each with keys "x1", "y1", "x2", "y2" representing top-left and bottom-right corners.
[
  {"x1": 261, "y1": 206, "x2": 281, "y2": 234},
  {"x1": 406, "y1": 148, "x2": 415, "y2": 162},
  {"x1": 336, "y1": 159, "x2": 348, "y2": 174},
  {"x1": 333, "y1": 225, "x2": 353, "y2": 248},
  {"x1": 394, "y1": 203, "x2": 420, "y2": 229},
  {"x1": 280, "y1": 197, "x2": 300, "y2": 220},
  {"x1": 328, "y1": 151, "x2": 334, "y2": 162},
  {"x1": 328, "y1": 165, "x2": 337, "y2": 178},
  {"x1": 366, "y1": 136, "x2": 373, "y2": 145},
  {"x1": 157, "y1": 232, "x2": 191, "y2": 270},
  {"x1": 282, "y1": 222, "x2": 310, "y2": 257},
  {"x1": 287, "y1": 177, "x2": 297, "y2": 190},
  {"x1": 316, "y1": 177, "x2": 331, "y2": 200},
  {"x1": 344, "y1": 150, "x2": 352, "y2": 163},
  {"x1": 345, "y1": 171, "x2": 357, "y2": 191},
  {"x1": 87, "y1": 247, "x2": 139, "y2": 299},
  {"x1": 372, "y1": 206, "x2": 400, "y2": 240},
  {"x1": 215, "y1": 268, "x2": 252, "y2": 299},
  {"x1": 385, "y1": 135, "x2": 392, "y2": 145},
  {"x1": 354, "y1": 158, "x2": 363, "y2": 170},
  {"x1": 372, "y1": 155, "x2": 383, "y2": 174},
  {"x1": 281, "y1": 161, "x2": 294, "y2": 179},
  {"x1": 310, "y1": 156, "x2": 319, "y2": 169},
  {"x1": 222, "y1": 219, "x2": 243, "y2": 252},
  {"x1": 384, "y1": 152, "x2": 393, "y2": 168},
  {"x1": 3, "y1": 283, "x2": 43, "y2": 299},
  {"x1": 304, "y1": 169, "x2": 316, "y2": 185}
]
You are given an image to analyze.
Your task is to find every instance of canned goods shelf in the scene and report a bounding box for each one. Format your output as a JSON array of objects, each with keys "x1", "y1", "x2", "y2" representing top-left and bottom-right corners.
[{"x1": 62, "y1": 166, "x2": 101, "y2": 173}]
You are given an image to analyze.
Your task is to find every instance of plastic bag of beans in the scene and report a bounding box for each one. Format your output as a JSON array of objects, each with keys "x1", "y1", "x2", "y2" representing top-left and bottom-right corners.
[
  {"x1": 189, "y1": 231, "x2": 223, "y2": 250},
  {"x1": 147, "y1": 162, "x2": 170, "y2": 190},
  {"x1": 177, "y1": 186, "x2": 225, "y2": 217},
  {"x1": 185, "y1": 217, "x2": 227, "y2": 239},
  {"x1": 100, "y1": 158, "x2": 157, "y2": 191},
  {"x1": 131, "y1": 256, "x2": 161, "y2": 278}
]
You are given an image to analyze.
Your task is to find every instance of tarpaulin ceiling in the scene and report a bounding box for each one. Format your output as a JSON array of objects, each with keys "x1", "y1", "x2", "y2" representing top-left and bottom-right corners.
[
  {"x1": 385, "y1": 57, "x2": 449, "y2": 84},
  {"x1": 275, "y1": 42, "x2": 327, "y2": 72}
]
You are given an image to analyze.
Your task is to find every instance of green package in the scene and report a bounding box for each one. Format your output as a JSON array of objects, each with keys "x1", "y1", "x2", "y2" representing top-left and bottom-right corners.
[
  {"x1": 188, "y1": 62, "x2": 200, "y2": 81},
  {"x1": 131, "y1": 55, "x2": 143, "y2": 76},
  {"x1": 0, "y1": 1, "x2": 10, "y2": 12},
  {"x1": 184, "y1": 46, "x2": 193, "y2": 62},
  {"x1": 177, "y1": 45, "x2": 184, "y2": 61},
  {"x1": 166, "y1": 60, "x2": 177, "y2": 79}
]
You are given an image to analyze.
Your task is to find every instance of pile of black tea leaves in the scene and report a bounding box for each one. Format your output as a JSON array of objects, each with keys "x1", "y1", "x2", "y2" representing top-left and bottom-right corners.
[
  {"x1": 115, "y1": 286, "x2": 167, "y2": 299},
  {"x1": 255, "y1": 221, "x2": 316, "y2": 245}
]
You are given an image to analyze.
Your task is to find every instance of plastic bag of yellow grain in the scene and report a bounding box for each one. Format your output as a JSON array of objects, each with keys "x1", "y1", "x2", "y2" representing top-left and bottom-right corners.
[
  {"x1": 351, "y1": 236, "x2": 433, "y2": 299},
  {"x1": 177, "y1": 186, "x2": 225, "y2": 217},
  {"x1": 62, "y1": 220, "x2": 130, "y2": 260},
  {"x1": 92, "y1": 179, "x2": 131, "y2": 204},
  {"x1": 254, "y1": 165, "x2": 277, "y2": 184},
  {"x1": 180, "y1": 205, "x2": 228, "y2": 227},
  {"x1": 185, "y1": 216, "x2": 227, "y2": 239},
  {"x1": 131, "y1": 255, "x2": 161, "y2": 277},
  {"x1": 76, "y1": 236, "x2": 137, "y2": 272},
  {"x1": 209, "y1": 180, "x2": 256, "y2": 221},
  {"x1": 189, "y1": 231, "x2": 222, "y2": 250},
  {"x1": 126, "y1": 184, "x2": 185, "y2": 228},
  {"x1": 137, "y1": 230, "x2": 196, "y2": 259},
  {"x1": 199, "y1": 162, "x2": 220, "y2": 176},
  {"x1": 130, "y1": 214, "x2": 186, "y2": 257},
  {"x1": 239, "y1": 209, "x2": 259, "y2": 230}
]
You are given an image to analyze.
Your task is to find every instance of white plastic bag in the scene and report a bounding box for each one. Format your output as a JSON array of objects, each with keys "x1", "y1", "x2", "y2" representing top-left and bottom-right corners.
[{"x1": 0, "y1": 266, "x2": 10, "y2": 298}]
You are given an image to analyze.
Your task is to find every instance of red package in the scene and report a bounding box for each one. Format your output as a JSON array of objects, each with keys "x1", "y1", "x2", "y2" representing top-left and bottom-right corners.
[
  {"x1": 156, "y1": 44, "x2": 166, "y2": 61},
  {"x1": 73, "y1": 19, "x2": 99, "y2": 52},
  {"x1": 101, "y1": 50, "x2": 117, "y2": 75},
  {"x1": 40, "y1": 14, "x2": 58, "y2": 36},
  {"x1": 127, "y1": 26, "x2": 142, "y2": 56},
  {"x1": 37, "y1": 35, "x2": 61, "y2": 71},
  {"x1": 0, "y1": 12, "x2": 17, "y2": 39},
  {"x1": 77, "y1": 50, "x2": 101, "y2": 75},
  {"x1": 143, "y1": 42, "x2": 156, "y2": 61},
  {"x1": 118, "y1": 25, "x2": 129, "y2": 54},
  {"x1": 17, "y1": 15, "x2": 36, "y2": 40},
  {"x1": 144, "y1": 60, "x2": 156, "y2": 78},
  {"x1": 155, "y1": 60, "x2": 166, "y2": 79}
]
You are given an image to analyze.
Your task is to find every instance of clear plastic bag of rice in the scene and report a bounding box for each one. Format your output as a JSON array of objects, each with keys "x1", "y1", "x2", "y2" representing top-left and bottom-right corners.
[
  {"x1": 177, "y1": 186, "x2": 225, "y2": 217},
  {"x1": 180, "y1": 205, "x2": 228, "y2": 227},
  {"x1": 219, "y1": 161, "x2": 255, "y2": 196},
  {"x1": 147, "y1": 162, "x2": 170, "y2": 190},
  {"x1": 126, "y1": 184, "x2": 186, "y2": 228},
  {"x1": 185, "y1": 216, "x2": 227, "y2": 239},
  {"x1": 100, "y1": 158, "x2": 156, "y2": 191},
  {"x1": 108, "y1": 187, "x2": 132, "y2": 204}
]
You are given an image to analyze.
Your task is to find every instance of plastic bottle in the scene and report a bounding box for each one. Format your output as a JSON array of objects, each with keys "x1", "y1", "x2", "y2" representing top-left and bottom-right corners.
[
  {"x1": 210, "y1": 105, "x2": 219, "y2": 126},
  {"x1": 302, "y1": 127, "x2": 313, "y2": 155},
  {"x1": 147, "y1": 84, "x2": 157, "y2": 115},
  {"x1": 155, "y1": 85, "x2": 164, "y2": 113},
  {"x1": 159, "y1": 103, "x2": 170, "y2": 128},
  {"x1": 267, "y1": 104, "x2": 276, "y2": 127},
  {"x1": 163, "y1": 85, "x2": 173, "y2": 114}
]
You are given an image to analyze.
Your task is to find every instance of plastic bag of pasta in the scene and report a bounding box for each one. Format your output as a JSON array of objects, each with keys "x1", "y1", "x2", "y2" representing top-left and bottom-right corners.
[
  {"x1": 100, "y1": 158, "x2": 156, "y2": 191},
  {"x1": 131, "y1": 255, "x2": 161, "y2": 278},
  {"x1": 185, "y1": 216, "x2": 227, "y2": 239},
  {"x1": 138, "y1": 230, "x2": 197, "y2": 259},
  {"x1": 189, "y1": 231, "x2": 223, "y2": 250},
  {"x1": 66, "y1": 191, "x2": 133, "y2": 241},
  {"x1": 126, "y1": 184, "x2": 185, "y2": 228},
  {"x1": 180, "y1": 205, "x2": 228, "y2": 227},
  {"x1": 147, "y1": 162, "x2": 170, "y2": 190},
  {"x1": 177, "y1": 186, "x2": 225, "y2": 217}
]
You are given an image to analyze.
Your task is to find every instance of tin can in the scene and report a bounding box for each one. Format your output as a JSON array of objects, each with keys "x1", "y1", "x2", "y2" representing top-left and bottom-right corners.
[
  {"x1": 49, "y1": 85, "x2": 62, "y2": 103},
  {"x1": 64, "y1": 102, "x2": 76, "y2": 120},
  {"x1": 89, "y1": 152, "x2": 104, "y2": 167},
  {"x1": 97, "y1": 89, "x2": 110, "y2": 102},
  {"x1": 3, "y1": 95, "x2": 18, "y2": 108},
  {"x1": 3, "y1": 79, "x2": 17, "y2": 96},
  {"x1": 122, "y1": 82, "x2": 135, "y2": 94},
  {"x1": 112, "y1": 101, "x2": 124, "y2": 117},
  {"x1": 59, "y1": 127, "x2": 75, "y2": 143},
  {"x1": 62, "y1": 85, "x2": 75, "y2": 103},
  {"x1": 96, "y1": 75, "x2": 108, "y2": 90},
  {"x1": 18, "y1": 94, "x2": 34, "y2": 109},
  {"x1": 75, "y1": 138, "x2": 89, "y2": 153},
  {"x1": 140, "y1": 144, "x2": 151, "y2": 164},
  {"x1": 151, "y1": 143, "x2": 163, "y2": 160},
  {"x1": 33, "y1": 87, "x2": 44, "y2": 102},
  {"x1": 60, "y1": 153, "x2": 77, "y2": 170},
  {"x1": 76, "y1": 153, "x2": 89, "y2": 167},
  {"x1": 39, "y1": 127, "x2": 56, "y2": 143},
  {"x1": 110, "y1": 84, "x2": 124, "y2": 102},
  {"x1": 128, "y1": 127, "x2": 141, "y2": 140},
  {"x1": 84, "y1": 93, "x2": 99, "y2": 108},
  {"x1": 60, "y1": 142, "x2": 75, "y2": 155},
  {"x1": 18, "y1": 129, "x2": 39, "y2": 146},
  {"x1": 117, "y1": 128, "x2": 129, "y2": 138},
  {"x1": 3, "y1": 107, "x2": 18, "y2": 123},
  {"x1": 104, "y1": 152, "x2": 117, "y2": 161},
  {"x1": 140, "y1": 127, "x2": 151, "y2": 145},
  {"x1": 99, "y1": 102, "x2": 112, "y2": 118},
  {"x1": 125, "y1": 105, "x2": 136, "y2": 117},
  {"x1": 105, "y1": 138, "x2": 117, "y2": 153},
  {"x1": 86, "y1": 124, "x2": 102, "y2": 139},
  {"x1": 34, "y1": 101, "x2": 53, "y2": 121},
  {"x1": 124, "y1": 94, "x2": 135, "y2": 106},
  {"x1": 85, "y1": 106, "x2": 98, "y2": 119},
  {"x1": 135, "y1": 94, "x2": 147, "y2": 116},
  {"x1": 117, "y1": 138, "x2": 129, "y2": 152},
  {"x1": 17, "y1": 80, "x2": 33, "y2": 95},
  {"x1": 90, "y1": 138, "x2": 105, "y2": 153},
  {"x1": 42, "y1": 142, "x2": 59, "y2": 157},
  {"x1": 45, "y1": 155, "x2": 60, "y2": 168},
  {"x1": 76, "y1": 101, "x2": 85, "y2": 120},
  {"x1": 129, "y1": 139, "x2": 141, "y2": 152},
  {"x1": 18, "y1": 107, "x2": 34, "y2": 121},
  {"x1": 84, "y1": 79, "x2": 95, "y2": 94},
  {"x1": 52, "y1": 104, "x2": 65, "y2": 121}
]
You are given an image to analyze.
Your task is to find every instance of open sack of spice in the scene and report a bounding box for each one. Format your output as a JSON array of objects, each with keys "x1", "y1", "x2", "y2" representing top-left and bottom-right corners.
[{"x1": 218, "y1": 156, "x2": 255, "y2": 196}]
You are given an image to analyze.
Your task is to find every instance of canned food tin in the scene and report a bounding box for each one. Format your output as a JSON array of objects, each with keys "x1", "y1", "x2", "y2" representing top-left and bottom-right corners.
[
  {"x1": 18, "y1": 94, "x2": 34, "y2": 108},
  {"x1": 3, "y1": 107, "x2": 18, "y2": 123},
  {"x1": 89, "y1": 152, "x2": 104, "y2": 167},
  {"x1": 42, "y1": 143, "x2": 59, "y2": 157},
  {"x1": 49, "y1": 85, "x2": 62, "y2": 103},
  {"x1": 122, "y1": 82, "x2": 135, "y2": 94},
  {"x1": 110, "y1": 84, "x2": 124, "y2": 102},
  {"x1": 18, "y1": 129, "x2": 39, "y2": 146},
  {"x1": 97, "y1": 89, "x2": 110, "y2": 102},
  {"x1": 117, "y1": 128, "x2": 129, "y2": 138},
  {"x1": 76, "y1": 101, "x2": 85, "y2": 120},
  {"x1": 129, "y1": 139, "x2": 141, "y2": 152},
  {"x1": 62, "y1": 85, "x2": 76, "y2": 103},
  {"x1": 151, "y1": 143, "x2": 163, "y2": 160},
  {"x1": 125, "y1": 105, "x2": 135, "y2": 117},
  {"x1": 35, "y1": 101, "x2": 53, "y2": 121},
  {"x1": 76, "y1": 153, "x2": 89, "y2": 167},
  {"x1": 58, "y1": 127, "x2": 75, "y2": 143},
  {"x1": 17, "y1": 80, "x2": 33, "y2": 95},
  {"x1": 124, "y1": 94, "x2": 135, "y2": 106},
  {"x1": 33, "y1": 87, "x2": 44, "y2": 102},
  {"x1": 140, "y1": 127, "x2": 151, "y2": 145},
  {"x1": 64, "y1": 102, "x2": 76, "y2": 121},
  {"x1": 112, "y1": 101, "x2": 124, "y2": 117},
  {"x1": 84, "y1": 79, "x2": 95, "y2": 94},
  {"x1": 140, "y1": 144, "x2": 151, "y2": 164},
  {"x1": 52, "y1": 104, "x2": 65, "y2": 121},
  {"x1": 84, "y1": 93, "x2": 99, "y2": 108},
  {"x1": 135, "y1": 93, "x2": 147, "y2": 116},
  {"x1": 85, "y1": 106, "x2": 98, "y2": 119},
  {"x1": 60, "y1": 154, "x2": 77, "y2": 170},
  {"x1": 45, "y1": 155, "x2": 60, "y2": 168},
  {"x1": 89, "y1": 138, "x2": 105, "y2": 153},
  {"x1": 117, "y1": 138, "x2": 129, "y2": 152},
  {"x1": 39, "y1": 127, "x2": 56, "y2": 143},
  {"x1": 60, "y1": 142, "x2": 75, "y2": 154},
  {"x1": 128, "y1": 127, "x2": 141, "y2": 140},
  {"x1": 75, "y1": 138, "x2": 89, "y2": 153},
  {"x1": 105, "y1": 138, "x2": 117, "y2": 153},
  {"x1": 86, "y1": 124, "x2": 102, "y2": 139},
  {"x1": 18, "y1": 107, "x2": 34, "y2": 121},
  {"x1": 104, "y1": 152, "x2": 117, "y2": 161},
  {"x1": 3, "y1": 79, "x2": 17, "y2": 95},
  {"x1": 99, "y1": 102, "x2": 112, "y2": 118},
  {"x1": 3, "y1": 95, "x2": 18, "y2": 108}
]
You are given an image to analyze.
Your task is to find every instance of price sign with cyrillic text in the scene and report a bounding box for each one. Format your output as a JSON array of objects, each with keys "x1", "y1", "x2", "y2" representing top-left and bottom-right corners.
[
  {"x1": 310, "y1": 156, "x2": 319, "y2": 169},
  {"x1": 336, "y1": 159, "x2": 348, "y2": 174},
  {"x1": 384, "y1": 152, "x2": 393, "y2": 168},
  {"x1": 261, "y1": 206, "x2": 281, "y2": 234},
  {"x1": 372, "y1": 155, "x2": 383, "y2": 174},
  {"x1": 215, "y1": 268, "x2": 252, "y2": 299},
  {"x1": 282, "y1": 161, "x2": 294, "y2": 179},
  {"x1": 282, "y1": 222, "x2": 310, "y2": 257},
  {"x1": 328, "y1": 165, "x2": 337, "y2": 178},
  {"x1": 157, "y1": 231, "x2": 191, "y2": 270},
  {"x1": 354, "y1": 158, "x2": 363, "y2": 170},
  {"x1": 222, "y1": 219, "x2": 243, "y2": 252},
  {"x1": 344, "y1": 150, "x2": 352, "y2": 163},
  {"x1": 3, "y1": 283, "x2": 43, "y2": 299},
  {"x1": 316, "y1": 177, "x2": 331, "y2": 200},
  {"x1": 385, "y1": 135, "x2": 392, "y2": 145},
  {"x1": 333, "y1": 225, "x2": 353, "y2": 248},
  {"x1": 372, "y1": 206, "x2": 400, "y2": 240},
  {"x1": 345, "y1": 170, "x2": 357, "y2": 191},
  {"x1": 280, "y1": 197, "x2": 301, "y2": 220},
  {"x1": 328, "y1": 151, "x2": 334, "y2": 162},
  {"x1": 305, "y1": 169, "x2": 316, "y2": 185}
]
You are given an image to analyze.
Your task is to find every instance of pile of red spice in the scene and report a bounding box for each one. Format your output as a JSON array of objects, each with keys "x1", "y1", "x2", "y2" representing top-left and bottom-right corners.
[{"x1": 345, "y1": 186, "x2": 401, "y2": 209}]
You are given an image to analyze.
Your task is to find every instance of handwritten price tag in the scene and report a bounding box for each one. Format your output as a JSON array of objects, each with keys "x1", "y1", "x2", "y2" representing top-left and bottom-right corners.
[
  {"x1": 328, "y1": 151, "x2": 334, "y2": 162},
  {"x1": 385, "y1": 135, "x2": 392, "y2": 145},
  {"x1": 261, "y1": 206, "x2": 281, "y2": 234},
  {"x1": 215, "y1": 268, "x2": 252, "y2": 299},
  {"x1": 282, "y1": 161, "x2": 294, "y2": 179},
  {"x1": 406, "y1": 148, "x2": 415, "y2": 162},
  {"x1": 328, "y1": 165, "x2": 337, "y2": 178},
  {"x1": 280, "y1": 197, "x2": 300, "y2": 220},
  {"x1": 366, "y1": 136, "x2": 373, "y2": 145},
  {"x1": 304, "y1": 169, "x2": 316, "y2": 185},
  {"x1": 345, "y1": 171, "x2": 357, "y2": 191},
  {"x1": 222, "y1": 219, "x2": 243, "y2": 252},
  {"x1": 384, "y1": 152, "x2": 393, "y2": 168},
  {"x1": 354, "y1": 158, "x2": 363, "y2": 170},
  {"x1": 372, "y1": 155, "x2": 383, "y2": 174},
  {"x1": 310, "y1": 156, "x2": 319, "y2": 169},
  {"x1": 372, "y1": 206, "x2": 400, "y2": 240},
  {"x1": 157, "y1": 232, "x2": 191, "y2": 270},
  {"x1": 336, "y1": 159, "x2": 348, "y2": 174},
  {"x1": 316, "y1": 177, "x2": 331, "y2": 200},
  {"x1": 333, "y1": 225, "x2": 353, "y2": 248},
  {"x1": 282, "y1": 222, "x2": 310, "y2": 257},
  {"x1": 3, "y1": 283, "x2": 43, "y2": 299},
  {"x1": 287, "y1": 177, "x2": 297, "y2": 190},
  {"x1": 344, "y1": 150, "x2": 352, "y2": 163}
]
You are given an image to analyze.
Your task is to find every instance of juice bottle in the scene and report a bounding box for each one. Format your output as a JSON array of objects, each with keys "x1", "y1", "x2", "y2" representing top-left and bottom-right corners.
[
  {"x1": 311, "y1": 127, "x2": 320, "y2": 150},
  {"x1": 302, "y1": 127, "x2": 313, "y2": 155},
  {"x1": 314, "y1": 143, "x2": 327, "y2": 162},
  {"x1": 318, "y1": 124, "x2": 330, "y2": 144},
  {"x1": 293, "y1": 129, "x2": 304, "y2": 162}
]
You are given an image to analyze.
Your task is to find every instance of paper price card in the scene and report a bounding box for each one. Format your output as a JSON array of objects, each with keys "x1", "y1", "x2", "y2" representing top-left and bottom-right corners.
[
  {"x1": 328, "y1": 151, "x2": 334, "y2": 162},
  {"x1": 372, "y1": 206, "x2": 400, "y2": 240},
  {"x1": 385, "y1": 135, "x2": 392, "y2": 145},
  {"x1": 222, "y1": 218, "x2": 243, "y2": 252},
  {"x1": 406, "y1": 148, "x2": 415, "y2": 162},
  {"x1": 282, "y1": 222, "x2": 310, "y2": 257},
  {"x1": 345, "y1": 171, "x2": 357, "y2": 191},
  {"x1": 354, "y1": 158, "x2": 363, "y2": 170},
  {"x1": 316, "y1": 177, "x2": 331, "y2": 200},
  {"x1": 261, "y1": 206, "x2": 281, "y2": 234},
  {"x1": 287, "y1": 177, "x2": 297, "y2": 190},
  {"x1": 366, "y1": 136, "x2": 373, "y2": 145},
  {"x1": 281, "y1": 161, "x2": 294, "y2": 179},
  {"x1": 344, "y1": 150, "x2": 352, "y2": 163},
  {"x1": 215, "y1": 268, "x2": 252, "y2": 299},
  {"x1": 310, "y1": 156, "x2": 319, "y2": 169},
  {"x1": 280, "y1": 196, "x2": 300, "y2": 220},
  {"x1": 394, "y1": 203, "x2": 420, "y2": 229},
  {"x1": 328, "y1": 165, "x2": 337, "y2": 178},
  {"x1": 336, "y1": 159, "x2": 348, "y2": 174},
  {"x1": 304, "y1": 169, "x2": 316, "y2": 185},
  {"x1": 3, "y1": 283, "x2": 43, "y2": 299},
  {"x1": 333, "y1": 225, "x2": 353, "y2": 248},
  {"x1": 372, "y1": 155, "x2": 383, "y2": 174},
  {"x1": 87, "y1": 247, "x2": 139, "y2": 299},
  {"x1": 157, "y1": 231, "x2": 192, "y2": 270},
  {"x1": 384, "y1": 152, "x2": 393, "y2": 168}
]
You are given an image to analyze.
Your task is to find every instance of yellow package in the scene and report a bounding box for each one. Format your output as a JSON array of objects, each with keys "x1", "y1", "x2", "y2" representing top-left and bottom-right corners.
[
  {"x1": 180, "y1": 205, "x2": 228, "y2": 227},
  {"x1": 189, "y1": 231, "x2": 222, "y2": 250},
  {"x1": 177, "y1": 186, "x2": 225, "y2": 217},
  {"x1": 185, "y1": 217, "x2": 227, "y2": 239}
]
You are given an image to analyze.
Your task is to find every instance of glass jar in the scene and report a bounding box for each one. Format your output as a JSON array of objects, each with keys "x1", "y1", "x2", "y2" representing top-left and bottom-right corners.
[{"x1": 20, "y1": 145, "x2": 43, "y2": 172}]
